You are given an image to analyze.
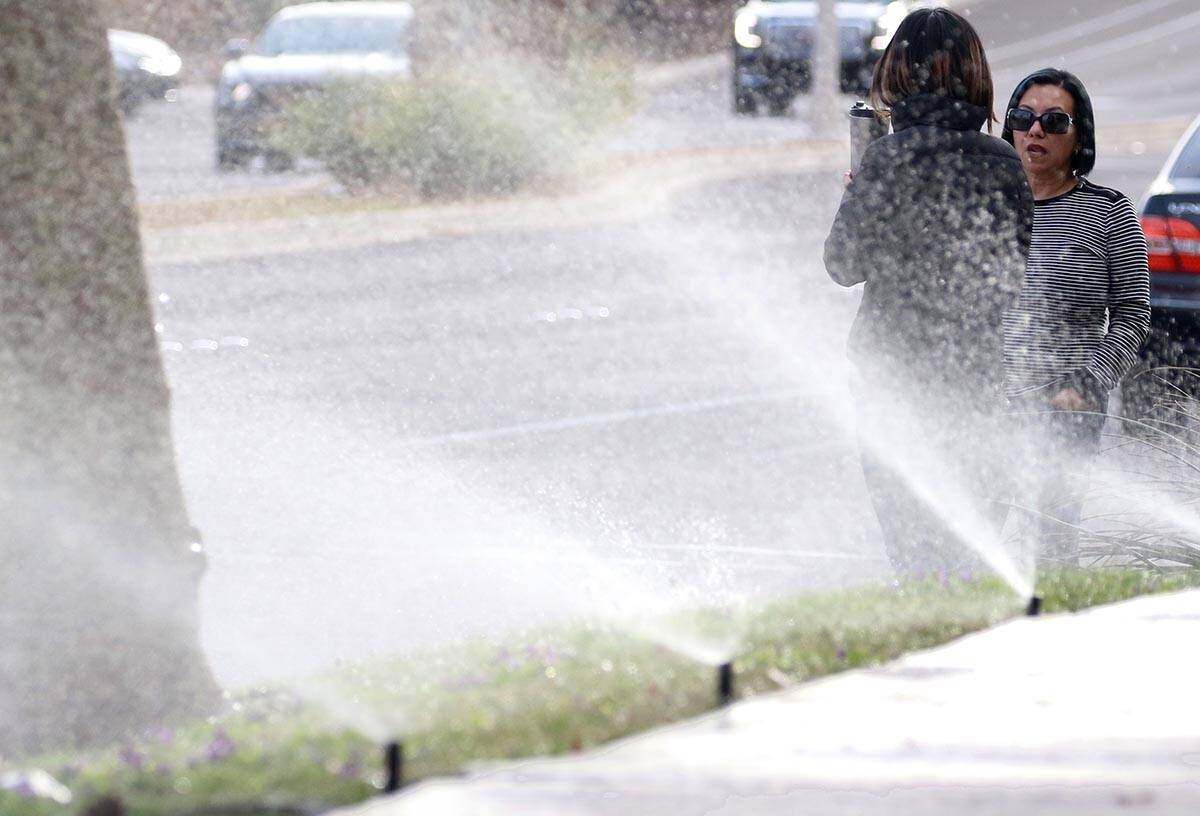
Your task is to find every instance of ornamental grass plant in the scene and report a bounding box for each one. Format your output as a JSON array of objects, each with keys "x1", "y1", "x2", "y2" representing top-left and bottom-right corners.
[
  {"x1": 270, "y1": 51, "x2": 636, "y2": 198},
  {"x1": 1082, "y1": 366, "x2": 1200, "y2": 568}
]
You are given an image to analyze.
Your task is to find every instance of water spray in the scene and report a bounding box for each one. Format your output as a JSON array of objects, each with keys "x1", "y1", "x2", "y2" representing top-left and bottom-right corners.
[
  {"x1": 383, "y1": 741, "x2": 404, "y2": 793},
  {"x1": 1026, "y1": 596, "x2": 1042, "y2": 617},
  {"x1": 717, "y1": 661, "x2": 734, "y2": 707}
]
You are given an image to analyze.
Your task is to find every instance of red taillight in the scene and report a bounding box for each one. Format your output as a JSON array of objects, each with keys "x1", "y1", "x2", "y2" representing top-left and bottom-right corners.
[
  {"x1": 1141, "y1": 215, "x2": 1177, "y2": 272},
  {"x1": 1141, "y1": 215, "x2": 1200, "y2": 274}
]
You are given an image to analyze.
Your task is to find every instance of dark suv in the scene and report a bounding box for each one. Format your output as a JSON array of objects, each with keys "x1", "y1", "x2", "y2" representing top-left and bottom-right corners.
[
  {"x1": 215, "y1": 1, "x2": 414, "y2": 170},
  {"x1": 1130, "y1": 115, "x2": 1200, "y2": 413},
  {"x1": 731, "y1": 0, "x2": 892, "y2": 116}
]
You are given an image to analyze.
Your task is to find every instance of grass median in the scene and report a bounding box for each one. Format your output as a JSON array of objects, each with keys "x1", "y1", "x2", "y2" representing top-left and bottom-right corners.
[{"x1": 4, "y1": 568, "x2": 1198, "y2": 816}]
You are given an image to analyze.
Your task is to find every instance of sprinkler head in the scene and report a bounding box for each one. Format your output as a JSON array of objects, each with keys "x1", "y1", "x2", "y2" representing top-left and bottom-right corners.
[
  {"x1": 1026, "y1": 596, "x2": 1042, "y2": 617},
  {"x1": 383, "y1": 741, "x2": 404, "y2": 793},
  {"x1": 717, "y1": 662, "x2": 734, "y2": 707}
]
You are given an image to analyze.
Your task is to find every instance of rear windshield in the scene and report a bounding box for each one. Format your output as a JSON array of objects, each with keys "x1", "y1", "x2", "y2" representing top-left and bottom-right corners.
[
  {"x1": 258, "y1": 16, "x2": 410, "y2": 56},
  {"x1": 1170, "y1": 125, "x2": 1200, "y2": 180}
]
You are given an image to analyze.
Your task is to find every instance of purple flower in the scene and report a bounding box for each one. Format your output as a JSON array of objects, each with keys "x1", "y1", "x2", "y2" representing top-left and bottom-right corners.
[
  {"x1": 959, "y1": 568, "x2": 975, "y2": 584},
  {"x1": 440, "y1": 673, "x2": 489, "y2": 691},
  {"x1": 118, "y1": 746, "x2": 146, "y2": 770},
  {"x1": 836, "y1": 648, "x2": 848, "y2": 662},
  {"x1": 338, "y1": 751, "x2": 363, "y2": 779},
  {"x1": 205, "y1": 730, "x2": 237, "y2": 762}
]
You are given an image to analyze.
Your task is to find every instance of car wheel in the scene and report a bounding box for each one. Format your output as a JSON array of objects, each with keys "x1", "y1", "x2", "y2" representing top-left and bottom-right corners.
[
  {"x1": 766, "y1": 93, "x2": 791, "y2": 117},
  {"x1": 854, "y1": 65, "x2": 874, "y2": 96},
  {"x1": 734, "y1": 89, "x2": 758, "y2": 116},
  {"x1": 217, "y1": 143, "x2": 248, "y2": 172},
  {"x1": 118, "y1": 91, "x2": 140, "y2": 117},
  {"x1": 264, "y1": 150, "x2": 295, "y2": 173}
]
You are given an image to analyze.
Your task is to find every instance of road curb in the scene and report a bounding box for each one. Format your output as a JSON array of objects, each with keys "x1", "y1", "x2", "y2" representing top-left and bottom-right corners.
[
  {"x1": 635, "y1": 52, "x2": 728, "y2": 92},
  {"x1": 142, "y1": 140, "x2": 846, "y2": 266}
]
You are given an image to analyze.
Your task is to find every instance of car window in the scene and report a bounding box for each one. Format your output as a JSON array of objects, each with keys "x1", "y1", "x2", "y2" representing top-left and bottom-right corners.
[
  {"x1": 1170, "y1": 126, "x2": 1200, "y2": 181},
  {"x1": 257, "y1": 16, "x2": 410, "y2": 56}
]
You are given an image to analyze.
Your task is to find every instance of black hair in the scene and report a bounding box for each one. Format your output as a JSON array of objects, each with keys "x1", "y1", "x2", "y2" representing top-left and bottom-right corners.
[{"x1": 1002, "y1": 68, "x2": 1096, "y2": 176}]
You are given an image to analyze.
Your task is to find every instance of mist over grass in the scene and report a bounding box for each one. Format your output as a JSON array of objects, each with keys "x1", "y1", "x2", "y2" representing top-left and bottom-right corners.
[{"x1": 4, "y1": 569, "x2": 1197, "y2": 816}]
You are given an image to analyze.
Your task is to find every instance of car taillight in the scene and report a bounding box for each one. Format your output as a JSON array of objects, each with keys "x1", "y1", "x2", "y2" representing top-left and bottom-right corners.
[{"x1": 1141, "y1": 214, "x2": 1200, "y2": 274}]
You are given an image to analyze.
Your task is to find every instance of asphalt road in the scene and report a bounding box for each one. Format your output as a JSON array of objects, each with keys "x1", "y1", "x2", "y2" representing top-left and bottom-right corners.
[
  {"x1": 128, "y1": 1, "x2": 1200, "y2": 688},
  {"x1": 157, "y1": 169, "x2": 877, "y2": 686}
]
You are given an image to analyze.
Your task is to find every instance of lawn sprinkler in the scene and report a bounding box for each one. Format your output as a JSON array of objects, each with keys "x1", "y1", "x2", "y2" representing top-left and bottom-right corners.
[
  {"x1": 1026, "y1": 595, "x2": 1042, "y2": 617},
  {"x1": 383, "y1": 741, "x2": 404, "y2": 793},
  {"x1": 717, "y1": 661, "x2": 734, "y2": 707}
]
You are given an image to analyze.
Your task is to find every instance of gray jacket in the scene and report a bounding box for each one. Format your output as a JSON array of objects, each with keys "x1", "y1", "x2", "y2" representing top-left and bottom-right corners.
[{"x1": 825, "y1": 93, "x2": 1034, "y2": 399}]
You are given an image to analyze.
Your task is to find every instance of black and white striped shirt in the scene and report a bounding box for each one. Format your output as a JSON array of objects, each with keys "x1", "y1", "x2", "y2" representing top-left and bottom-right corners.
[{"x1": 1003, "y1": 179, "x2": 1150, "y2": 396}]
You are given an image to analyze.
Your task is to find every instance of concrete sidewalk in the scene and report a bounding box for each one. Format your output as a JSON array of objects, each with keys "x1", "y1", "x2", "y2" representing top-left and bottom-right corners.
[{"x1": 336, "y1": 590, "x2": 1200, "y2": 815}]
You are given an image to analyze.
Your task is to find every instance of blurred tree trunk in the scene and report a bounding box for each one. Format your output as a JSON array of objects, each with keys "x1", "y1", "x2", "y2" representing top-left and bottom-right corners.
[
  {"x1": 812, "y1": 0, "x2": 842, "y2": 137},
  {"x1": 0, "y1": 0, "x2": 218, "y2": 753}
]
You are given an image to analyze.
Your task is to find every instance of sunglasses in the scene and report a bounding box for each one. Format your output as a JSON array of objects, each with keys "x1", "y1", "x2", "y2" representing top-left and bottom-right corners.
[{"x1": 1005, "y1": 108, "x2": 1074, "y2": 135}]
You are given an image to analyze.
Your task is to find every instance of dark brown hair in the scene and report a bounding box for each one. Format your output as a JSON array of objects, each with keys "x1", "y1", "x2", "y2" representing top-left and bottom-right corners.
[{"x1": 870, "y1": 7, "x2": 995, "y2": 132}]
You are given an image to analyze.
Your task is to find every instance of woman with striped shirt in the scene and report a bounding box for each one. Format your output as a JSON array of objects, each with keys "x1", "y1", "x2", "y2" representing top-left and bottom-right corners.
[{"x1": 1001, "y1": 68, "x2": 1150, "y2": 563}]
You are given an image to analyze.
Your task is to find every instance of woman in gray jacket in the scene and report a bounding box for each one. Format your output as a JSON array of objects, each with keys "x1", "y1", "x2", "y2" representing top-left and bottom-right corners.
[{"x1": 824, "y1": 8, "x2": 1034, "y2": 575}]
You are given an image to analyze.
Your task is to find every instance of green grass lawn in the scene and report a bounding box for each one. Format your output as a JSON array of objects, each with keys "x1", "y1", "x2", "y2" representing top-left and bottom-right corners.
[{"x1": 4, "y1": 568, "x2": 1197, "y2": 816}]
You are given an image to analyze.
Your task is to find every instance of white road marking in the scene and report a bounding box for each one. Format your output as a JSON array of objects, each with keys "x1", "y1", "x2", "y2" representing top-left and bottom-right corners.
[
  {"x1": 220, "y1": 549, "x2": 882, "y2": 570},
  {"x1": 1037, "y1": 6, "x2": 1200, "y2": 69},
  {"x1": 987, "y1": 0, "x2": 1183, "y2": 68},
  {"x1": 748, "y1": 440, "x2": 850, "y2": 462},
  {"x1": 397, "y1": 388, "x2": 817, "y2": 448},
  {"x1": 629, "y1": 543, "x2": 878, "y2": 561}
]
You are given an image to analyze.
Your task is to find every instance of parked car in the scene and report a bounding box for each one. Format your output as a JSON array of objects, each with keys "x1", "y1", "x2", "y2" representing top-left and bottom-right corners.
[
  {"x1": 1129, "y1": 113, "x2": 1200, "y2": 415},
  {"x1": 108, "y1": 29, "x2": 182, "y2": 115},
  {"x1": 731, "y1": 0, "x2": 895, "y2": 116},
  {"x1": 215, "y1": 1, "x2": 415, "y2": 170}
]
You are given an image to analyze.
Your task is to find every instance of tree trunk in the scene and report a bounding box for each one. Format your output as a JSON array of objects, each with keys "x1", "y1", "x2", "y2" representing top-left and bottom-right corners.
[
  {"x1": 812, "y1": 0, "x2": 842, "y2": 137},
  {"x1": 0, "y1": 0, "x2": 218, "y2": 753}
]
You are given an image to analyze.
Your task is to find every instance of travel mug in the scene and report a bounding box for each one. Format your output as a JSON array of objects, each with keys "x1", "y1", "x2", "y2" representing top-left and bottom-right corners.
[{"x1": 849, "y1": 101, "x2": 888, "y2": 175}]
